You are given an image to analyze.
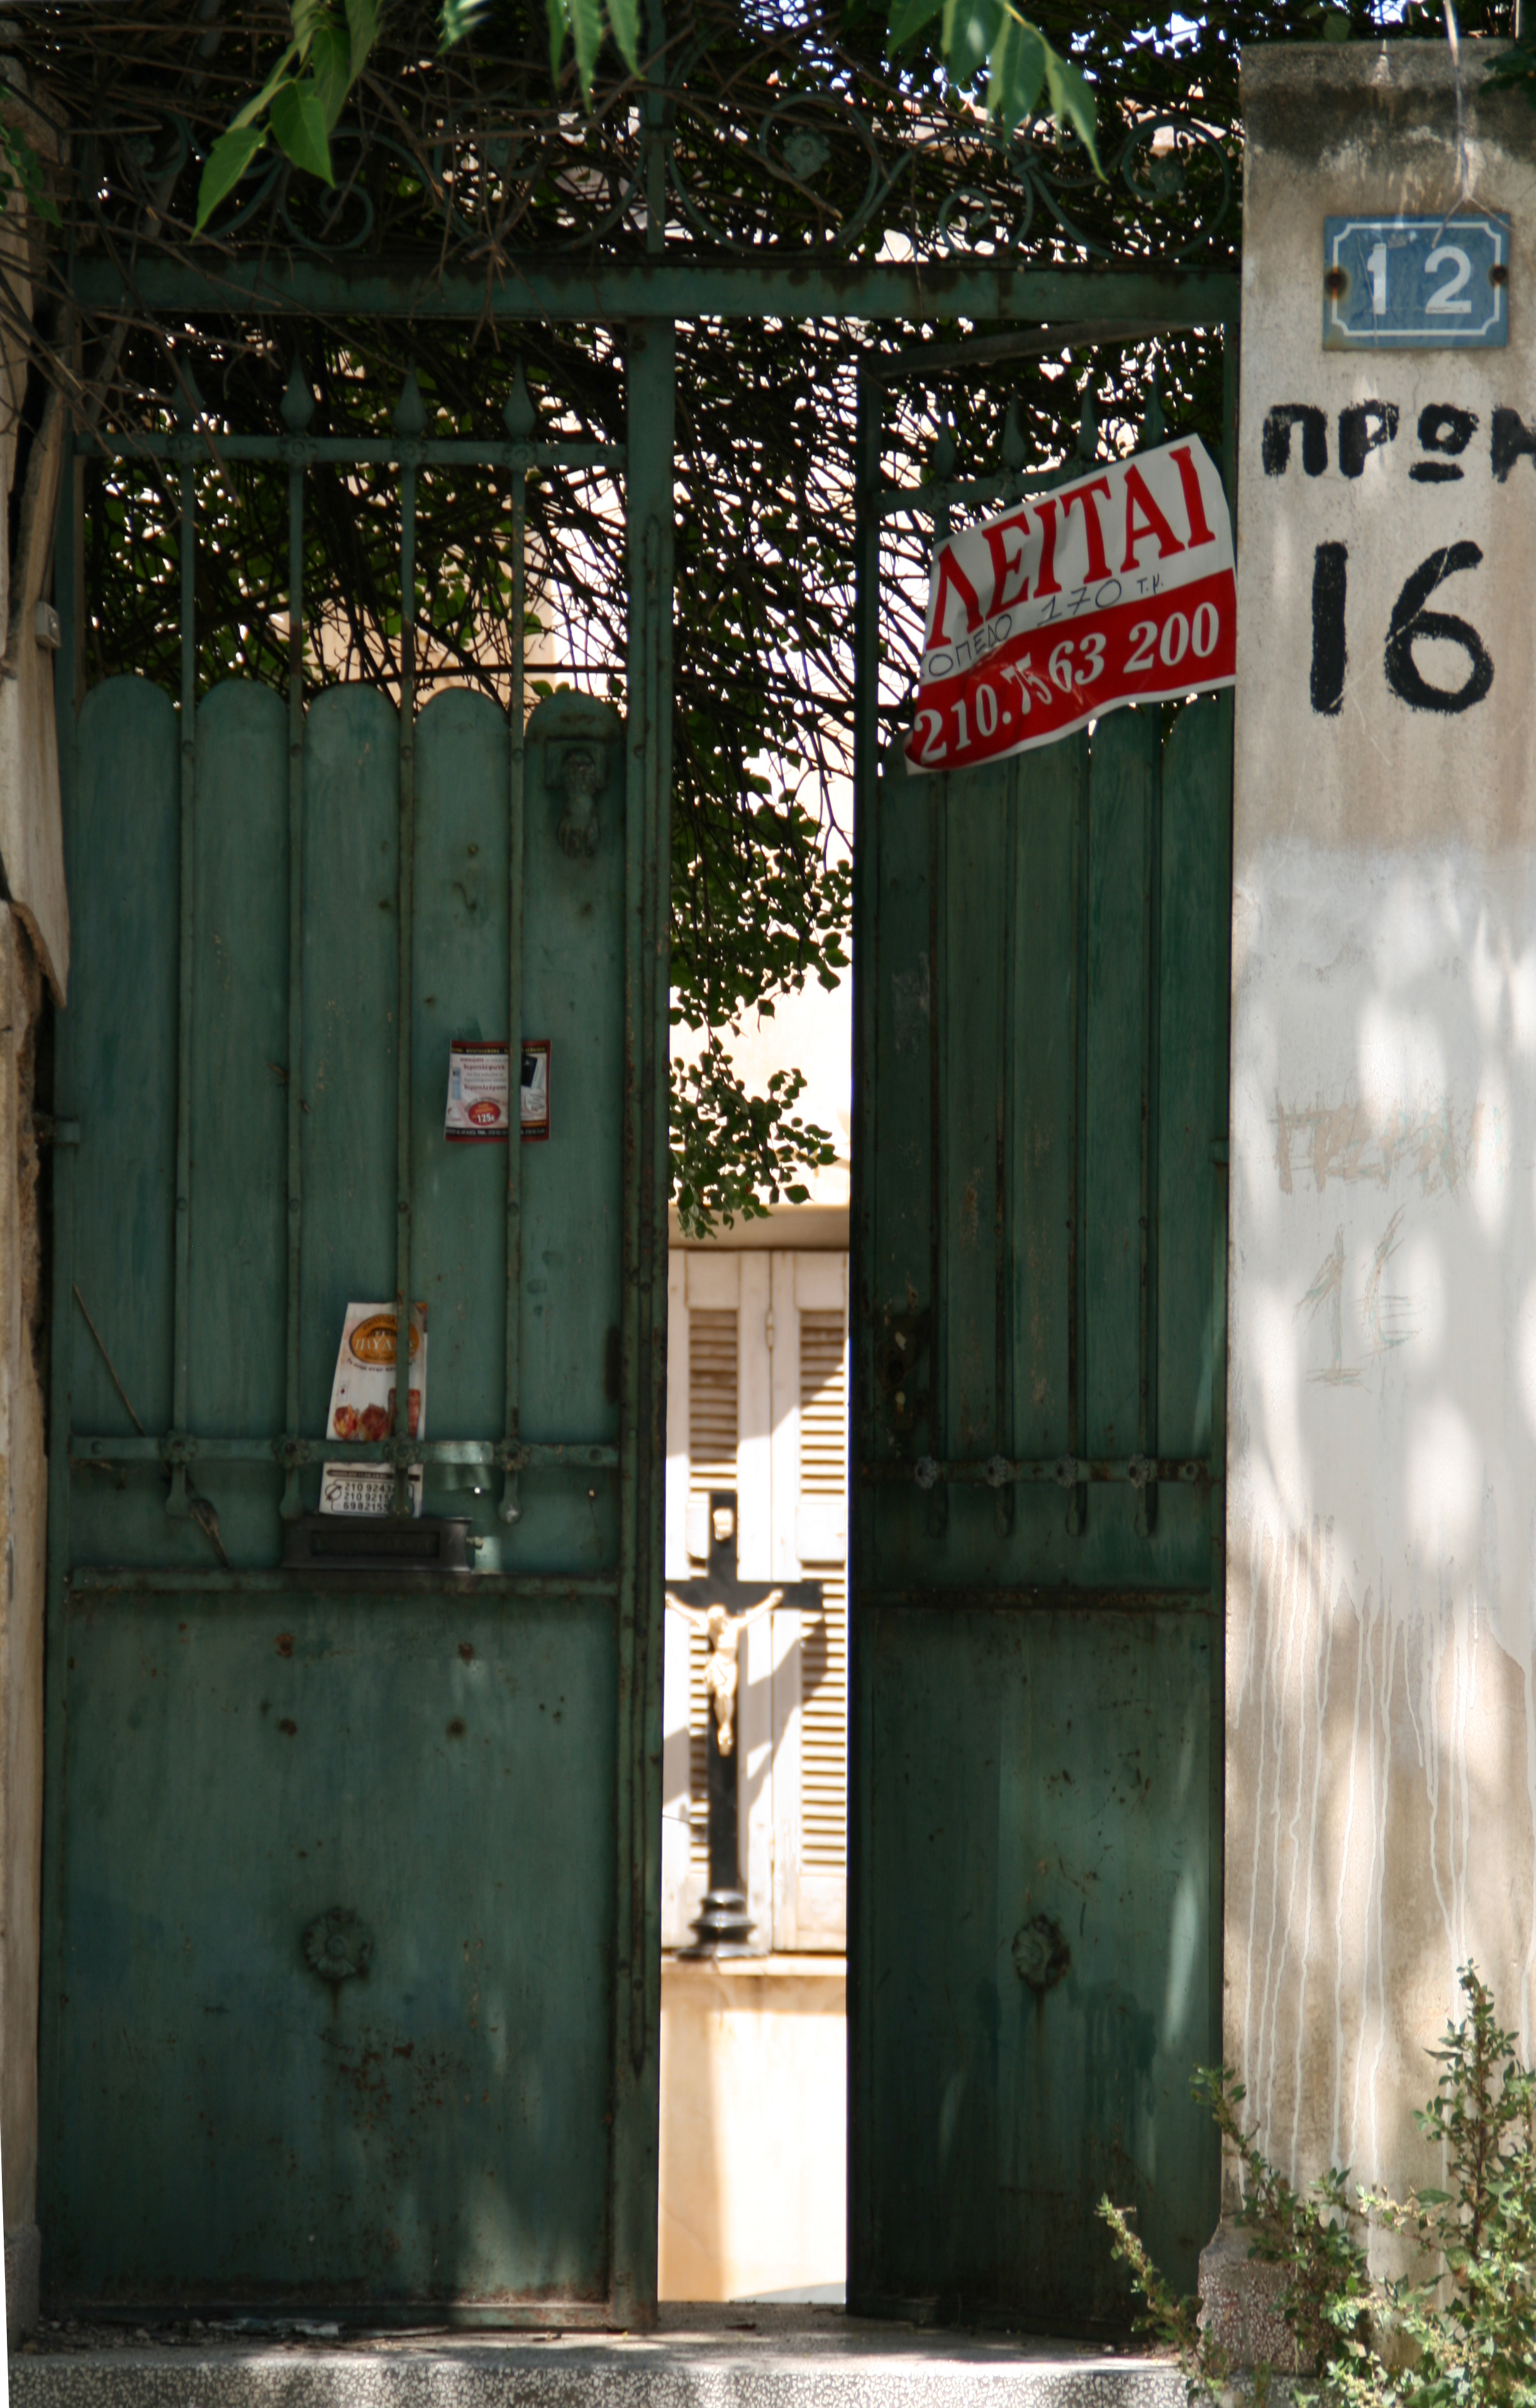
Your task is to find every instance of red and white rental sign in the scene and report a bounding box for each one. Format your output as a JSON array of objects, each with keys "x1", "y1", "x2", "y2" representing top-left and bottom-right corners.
[{"x1": 904, "y1": 435, "x2": 1236, "y2": 774}]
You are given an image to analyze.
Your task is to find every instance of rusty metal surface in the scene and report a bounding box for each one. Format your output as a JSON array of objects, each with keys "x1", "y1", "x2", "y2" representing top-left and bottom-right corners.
[
  {"x1": 849, "y1": 676, "x2": 1232, "y2": 2330},
  {"x1": 43, "y1": 340, "x2": 677, "y2": 2316}
]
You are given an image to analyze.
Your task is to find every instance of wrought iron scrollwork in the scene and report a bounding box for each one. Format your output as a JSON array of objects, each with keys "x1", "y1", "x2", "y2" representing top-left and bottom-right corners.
[{"x1": 72, "y1": 87, "x2": 1233, "y2": 273}]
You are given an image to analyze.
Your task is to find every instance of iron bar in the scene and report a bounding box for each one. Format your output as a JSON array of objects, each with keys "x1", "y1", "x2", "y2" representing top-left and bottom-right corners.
[
  {"x1": 1067, "y1": 732, "x2": 1089, "y2": 1536},
  {"x1": 72, "y1": 259, "x2": 1244, "y2": 327},
  {"x1": 66, "y1": 1568, "x2": 620, "y2": 1598},
  {"x1": 868, "y1": 318, "x2": 1191, "y2": 380},
  {"x1": 394, "y1": 403, "x2": 418, "y2": 1516},
  {"x1": 857, "y1": 1454, "x2": 1211, "y2": 1486},
  {"x1": 74, "y1": 435, "x2": 622, "y2": 469},
  {"x1": 72, "y1": 1436, "x2": 619, "y2": 1468},
  {"x1": 1138, "y1": 729, "x2": 1163, "y2": 1539},
  {"x1": 859, "y1": 1583, "x2": 1217, "y2": 1610},
  {"x1": 926, "y1": 778, "x2": 947, "y2": 1539},
  {"x1": 877, "y1": 461, "x2": 1078, "y2": 521},
  {"x1": 994, "y1": 766, "x2": 1016, "y2": 1534},
  {"x1": 500, "y1": 461, "x2": 526, "y2": 1526},
  {"x1": 611, "y1": 311, "x2": 676, "y2": 2322},
  {"x1": 282, "y1": 381, "x2": 309, "y2": 1520},
  {"x1": 168, "y1": 452, "x2": 196, "y2": 1521}
]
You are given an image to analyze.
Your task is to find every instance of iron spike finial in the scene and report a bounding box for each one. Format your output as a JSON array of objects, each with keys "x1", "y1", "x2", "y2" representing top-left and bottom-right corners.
[
  {"x1": 504, "y1": 360, "x2": 537, "y2": 441},
  {"x1": 1142, "y1": 376, "x2": 1168, "y2": 450},
  {"x1": 932, "y1": 414, "x2": 957, "y2": 481},
  {"x1": 1001, "y1": 398, "x2": 1026, "y2": 472},
  {"x1": 281, "y1": 359, "x2": 315, "y2": 433},
  {"x1": 1076, "y1": 388, "x2": 1099, "y2": 462},
  {"x1": 393, "y1": 370, "x2": 427, "y2": 438}
]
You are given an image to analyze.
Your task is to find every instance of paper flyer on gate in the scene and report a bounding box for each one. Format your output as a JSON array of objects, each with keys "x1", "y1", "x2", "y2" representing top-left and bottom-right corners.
[
  {"x1": 320, "y1": 1303, "x2": 428, "y2": 1518},
  {"x1": 904, "y1": 435, "x2": 1236, "y2": 774}
]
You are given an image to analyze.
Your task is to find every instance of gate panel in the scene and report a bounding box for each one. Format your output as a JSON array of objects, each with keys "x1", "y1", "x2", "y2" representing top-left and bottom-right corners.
[
  {"x1": 47, "y1": 331, "x2": 674, "y2": 2315},
  {"x1": 50, "y1": 1592, "x2": 615, "y2": 2303},
  {"x1": 853, "y1": 696, "x2": 1230, "y2": 2331},
  {"x1": 860, "y1": 1605, "x2": 1215, "y2": 2329}
]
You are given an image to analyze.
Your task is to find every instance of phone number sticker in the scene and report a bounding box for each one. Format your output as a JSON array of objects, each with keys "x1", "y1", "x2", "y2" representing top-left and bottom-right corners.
[{"x1": 904, "y1": 435, "x2": 1236, "y2": 775}]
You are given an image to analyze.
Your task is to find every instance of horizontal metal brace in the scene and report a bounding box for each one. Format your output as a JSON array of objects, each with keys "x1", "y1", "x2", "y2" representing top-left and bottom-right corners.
[
  {"x1": 859, "y1": 1452, "x2": 1213, "y2": 1491},
  {"x1": 72, "y1": 1434, "x2": 620, "y2": 1471},
  {"x1": 65, "y1": 1567, "x2": 620, "y2": 1598},
  {"x1": 35, "y1": 1117, "x2": 81, "y2": 1147},
  {"x1": 72, "y1": 257, "x2": 1242, "y2": 330},
  {"x1": 865, "y1": 316, "x2": 1193, "y2": 382},
  {"x1": 876, "y1": 462, "x2": 1065, "y2": 522},
  {"x1": 860, "y1": 1583, "x2": 1218, "y2": 1612},
  {"x1": 74, "y1": 433, "x2": 624, "y2": 471}
]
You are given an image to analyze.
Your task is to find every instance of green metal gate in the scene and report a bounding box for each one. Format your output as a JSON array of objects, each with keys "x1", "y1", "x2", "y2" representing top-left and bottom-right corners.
[
  {"x1": 849, "y1": 360, "x2": 1233, "y2": 2332},
  {"x1": 42, "y1": 330, "x2": 675, "y2": 2317},
  {"x1": 42, "y1": 70, "x2": 1241, "y2": 2319}
]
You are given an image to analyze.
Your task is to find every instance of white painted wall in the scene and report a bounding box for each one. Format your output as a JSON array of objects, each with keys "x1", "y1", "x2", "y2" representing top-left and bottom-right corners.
[
  {"x1": 657, "y1": 1958, "x2": 845, "y2": 2302},
  {"x1": 1231, "y1": 43, "x2": 1536, "y2": 2217}
]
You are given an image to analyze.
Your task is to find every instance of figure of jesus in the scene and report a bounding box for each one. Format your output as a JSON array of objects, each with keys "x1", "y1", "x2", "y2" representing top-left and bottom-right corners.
[{"x1": 664, "y1": 1586, "x2": 781, "y2": 1757}]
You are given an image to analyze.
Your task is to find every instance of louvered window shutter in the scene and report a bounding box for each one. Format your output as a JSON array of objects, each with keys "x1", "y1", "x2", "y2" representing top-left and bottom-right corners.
[{"x1": 664, "y1": 1249, "x2": 848, "y2": 1954}]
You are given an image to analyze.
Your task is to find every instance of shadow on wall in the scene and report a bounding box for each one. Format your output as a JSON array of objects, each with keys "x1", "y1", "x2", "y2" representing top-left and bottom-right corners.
[{"x1": 1228, "y1": 845, "x2": 1536, "y2": 2234}]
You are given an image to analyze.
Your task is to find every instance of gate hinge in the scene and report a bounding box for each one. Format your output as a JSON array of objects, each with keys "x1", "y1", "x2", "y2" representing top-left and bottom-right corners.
[{"x1": 35, "y1": 1116, "x2": 80, "y2": 1147}]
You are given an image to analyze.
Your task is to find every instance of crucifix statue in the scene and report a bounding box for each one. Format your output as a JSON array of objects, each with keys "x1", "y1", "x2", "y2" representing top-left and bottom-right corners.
[{"x1": 665, "y1": 1488, "x2": 823, "y2": 1958}]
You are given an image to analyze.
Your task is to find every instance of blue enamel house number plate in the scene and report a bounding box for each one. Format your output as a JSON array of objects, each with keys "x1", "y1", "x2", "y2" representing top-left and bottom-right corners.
[{"x1": 1323, "y1": 215, "x2": 1510, "y2": 348}]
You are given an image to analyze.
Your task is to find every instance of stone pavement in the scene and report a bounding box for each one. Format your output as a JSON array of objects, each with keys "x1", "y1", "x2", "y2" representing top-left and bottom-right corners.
[{"x1": 10, "y1": 2304, "x2": 1186, "y2": 2408}]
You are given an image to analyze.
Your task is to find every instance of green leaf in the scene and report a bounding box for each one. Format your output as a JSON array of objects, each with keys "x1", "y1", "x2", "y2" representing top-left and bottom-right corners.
[
  {"x1": 545, "y1": 0, "x2": 569, "y2": 81},
  {"x1": 1042, "y1": 38, "x2": 1102, "y2": 176},
  {"x1": 194, "y1": 123, "x2": 267, "y2": 229},
  {"x1": 345, "y1": 0, "x2": 381, "y2": 76},
  {"x1": 230, "y1": 41, "x2": 301, "y2": 131},
  {"x1": 309, "y1": 19, "x2": 353, "y2": 128},
  {"x1": 438, "y1": 0, "x2": 489, "y2": 47},
  {"x1": 270, "y1": 77, "x2": 335, "y2": 181},
  {"x1": 567, "y1": 0, "x2": 605, "y2": 99},
  {"x1": 985, "y1": 10, "x2": 1045, "y2": 131},
  {"x1": 607, "y1": 0, "x2": 642, "y2": 78},
  {"x1": 289, "y1": 0, "x2": 328, "y2": 50},
  {"x1": 941, "y1": 0, "x2": 1000, "y2": 91},
  {"x1": 888, "y1": 0, "x2": 941, "y2": 52}
]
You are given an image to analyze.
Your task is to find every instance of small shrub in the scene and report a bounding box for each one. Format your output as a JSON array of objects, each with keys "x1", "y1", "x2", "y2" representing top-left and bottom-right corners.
[{"x1": 1098, "y1": 1965, "x2": 1536, "y2": 2405}]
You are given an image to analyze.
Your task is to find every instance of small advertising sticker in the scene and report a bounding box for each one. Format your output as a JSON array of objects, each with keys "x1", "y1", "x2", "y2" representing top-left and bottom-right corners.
[
  {"x1": 443, "y1": 1040, "x2": 550, "y2": 1142},
  {"x1": 905, "y1": 435, "x2": 1236, "y2": 775},
  {"x1": 521, "y1": 1040, "x2": 550, "y2": 1142},
  {"x1": 446, "y1": 1040, "x2": 510, "y2": 1141},
  {"x1": 320, "y1": 1302, "x2": 428, "y2": 1519}
]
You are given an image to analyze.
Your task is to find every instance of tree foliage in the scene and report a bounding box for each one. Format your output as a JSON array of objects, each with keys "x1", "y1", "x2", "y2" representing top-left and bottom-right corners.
[{"x1": 13, "y1": 0, "x2": 1517, "y2": 1228}]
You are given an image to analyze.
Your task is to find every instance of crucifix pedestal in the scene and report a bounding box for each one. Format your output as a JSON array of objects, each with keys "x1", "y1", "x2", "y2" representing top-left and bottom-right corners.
[{"x1": 665, "y1": 1488, "x2": 822, "y2": 1959}]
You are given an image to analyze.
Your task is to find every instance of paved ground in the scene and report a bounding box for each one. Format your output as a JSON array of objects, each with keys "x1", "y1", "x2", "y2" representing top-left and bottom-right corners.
[{"x1": 11, "y1": 2304, "x2": 1189, "y2": 2408}]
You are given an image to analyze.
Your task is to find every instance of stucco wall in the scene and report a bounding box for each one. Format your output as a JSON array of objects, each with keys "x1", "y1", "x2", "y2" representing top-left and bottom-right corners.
[
  {"x1": 0, "y1": 83, "x2": 64, "y2": 2333},
  {"x1": 1230, "y1": 42, "x2": 1536, "y2": 2222}
]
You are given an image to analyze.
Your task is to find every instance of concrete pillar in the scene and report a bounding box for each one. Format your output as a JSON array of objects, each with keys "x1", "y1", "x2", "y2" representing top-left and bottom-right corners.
[{"x1": 1219, "y1": 39, "x2": 1536, "y2": 2349}]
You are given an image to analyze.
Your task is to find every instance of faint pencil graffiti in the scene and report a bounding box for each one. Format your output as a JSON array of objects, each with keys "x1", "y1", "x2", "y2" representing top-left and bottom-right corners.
[{"x1": 1296, "y1": 1207, "x2": 1419, "y2": 1386}]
